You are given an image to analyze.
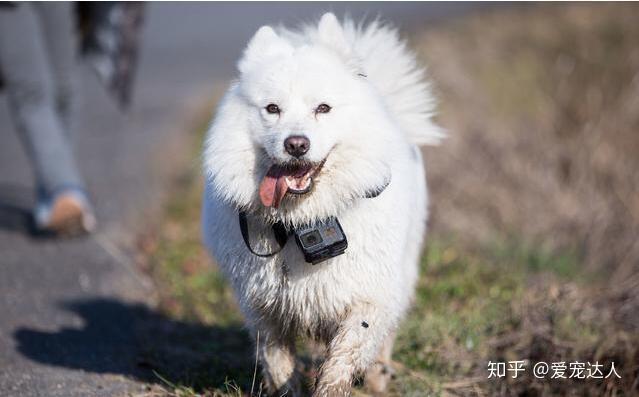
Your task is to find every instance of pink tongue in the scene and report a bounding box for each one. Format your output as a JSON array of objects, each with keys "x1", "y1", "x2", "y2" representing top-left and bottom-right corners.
[{"x1": 259, "y1": 166, "x2": 289, "y2": 208}]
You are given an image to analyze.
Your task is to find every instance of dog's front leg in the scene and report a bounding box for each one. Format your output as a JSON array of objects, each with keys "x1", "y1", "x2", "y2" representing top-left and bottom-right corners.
[
  {"x1": 256, "y1": 328, "x2": 301, "y2": 396},
  {"x1": 364, "y1": 329, "x2": 396, "y2": 395},
  {"x1": 313, "y1": 307, "x2": 395, "y2": 397}
]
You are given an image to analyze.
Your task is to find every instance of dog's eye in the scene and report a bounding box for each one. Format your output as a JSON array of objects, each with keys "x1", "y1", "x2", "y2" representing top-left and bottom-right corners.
[
  {"x1": 265, "y1": 104, "x2": 280, "y2": 114},
  {"x1": 315, "y1": 103, "x2": 331, "y2": 114}
]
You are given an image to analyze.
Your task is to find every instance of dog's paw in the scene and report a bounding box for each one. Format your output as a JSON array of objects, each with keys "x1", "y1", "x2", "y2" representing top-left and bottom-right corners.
[{"x1": 364, "y1": 361, "x2": 395, "y2": 395}]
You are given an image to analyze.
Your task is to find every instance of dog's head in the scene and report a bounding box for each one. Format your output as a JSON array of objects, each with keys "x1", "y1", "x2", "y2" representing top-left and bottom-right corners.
[{"x1": 204, "y1": 14, "x2": 397, "y2": 224}]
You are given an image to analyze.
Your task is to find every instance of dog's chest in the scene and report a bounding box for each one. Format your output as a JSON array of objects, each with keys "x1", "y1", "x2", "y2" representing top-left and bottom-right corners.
[{"x1": 248, "y1": 252, "x2": 354, "y2": 334}]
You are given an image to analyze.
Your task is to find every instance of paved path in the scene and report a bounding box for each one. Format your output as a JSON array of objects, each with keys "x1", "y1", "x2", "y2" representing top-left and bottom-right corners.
[{"x1": 0, "y1": 3, "x2": 487, "y2": 396}]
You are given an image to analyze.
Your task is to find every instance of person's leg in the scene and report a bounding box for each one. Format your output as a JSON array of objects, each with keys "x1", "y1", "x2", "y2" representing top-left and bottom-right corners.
[
  {"x1": 0, "y1": 4, "x2": 93, "y2": 234},
  {"x1": 33, "y1": 2, "x2": 77, "y2": 132}
]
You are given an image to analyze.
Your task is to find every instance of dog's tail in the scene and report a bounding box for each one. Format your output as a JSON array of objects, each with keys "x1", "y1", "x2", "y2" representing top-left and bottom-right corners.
[{"x1": 343, "y1": 17, "x2": 444, "y2": 146}]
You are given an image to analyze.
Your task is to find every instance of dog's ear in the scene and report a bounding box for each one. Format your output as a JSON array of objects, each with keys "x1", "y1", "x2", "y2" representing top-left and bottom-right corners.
[
  {"x1": 317, "y1": 13, "x2": 351, "y2": 57},
  {"x1": 238, "y1": 26, "x2": 292, "y2": 74}
]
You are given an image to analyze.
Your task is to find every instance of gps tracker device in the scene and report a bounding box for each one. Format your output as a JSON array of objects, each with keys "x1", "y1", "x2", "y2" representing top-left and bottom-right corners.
[
  {"x1": 294, "y1": 217, "x2": 348, "y2": 265},
  {"x1": 239, "y1": 175, "x2": 389, "y2": 264}
]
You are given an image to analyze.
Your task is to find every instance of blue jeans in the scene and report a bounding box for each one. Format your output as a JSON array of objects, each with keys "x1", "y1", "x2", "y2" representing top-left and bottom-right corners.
[{"x1": 0, "y1": 2, "x2": 85, "y2": 200}]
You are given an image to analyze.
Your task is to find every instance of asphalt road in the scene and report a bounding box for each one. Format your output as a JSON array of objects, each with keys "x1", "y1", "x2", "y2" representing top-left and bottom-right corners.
[{"x1": 0, "y1": 3, "x2": 489, "y2": 396}]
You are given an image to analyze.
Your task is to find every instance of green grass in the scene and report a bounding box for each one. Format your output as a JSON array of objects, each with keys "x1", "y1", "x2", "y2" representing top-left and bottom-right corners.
[{"x1": 390, "y1": 239, "x2": 581, "y2": 396}]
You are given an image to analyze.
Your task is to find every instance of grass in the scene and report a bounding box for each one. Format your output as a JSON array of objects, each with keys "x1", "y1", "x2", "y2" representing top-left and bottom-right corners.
[
  {"x1": 419, "y1": 3, "x2": 639, "y2": 279},
  {"x1": 137, "y1": 3, "x2": 639, "y2": 397},
  {"x1": 390, "y1": 240, "x2": 583, "y2": 396}
]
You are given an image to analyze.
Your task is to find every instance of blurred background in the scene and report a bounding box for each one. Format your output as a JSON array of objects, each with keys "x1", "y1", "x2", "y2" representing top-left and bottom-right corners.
[{"x1": 0, "y1": 2, "x2": 637, "y2": 397}]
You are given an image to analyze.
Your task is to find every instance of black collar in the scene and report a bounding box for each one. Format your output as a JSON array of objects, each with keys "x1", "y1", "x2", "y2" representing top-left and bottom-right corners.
[{"x1": 239, "y1": 178, "x2": 390, "y2": 257}]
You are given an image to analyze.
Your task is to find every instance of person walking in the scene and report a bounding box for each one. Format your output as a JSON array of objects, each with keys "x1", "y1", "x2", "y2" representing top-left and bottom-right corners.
[{"x1": 0, "y1": 2, "x2": 95, "y2": 235}]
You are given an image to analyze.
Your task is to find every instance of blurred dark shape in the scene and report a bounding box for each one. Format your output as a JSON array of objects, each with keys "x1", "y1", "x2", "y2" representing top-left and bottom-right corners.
[
  {"x1": 0, "y1": 3, "x2": 145, "y2": 109},
  {"x1": 77, "y1": 2, "x2": 145, "y2": 110},
  {"x1": 0, "y1": 2, "x2": 16, "y2": 90}
]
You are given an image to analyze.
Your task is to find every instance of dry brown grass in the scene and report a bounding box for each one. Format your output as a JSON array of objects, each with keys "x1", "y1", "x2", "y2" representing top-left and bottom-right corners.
[
  {"x1": 412, "y1": 3, "x2": 639, "y2": 396},
  {"x1": 420, "y1": 3, "x2": 639, "y2": 281}
]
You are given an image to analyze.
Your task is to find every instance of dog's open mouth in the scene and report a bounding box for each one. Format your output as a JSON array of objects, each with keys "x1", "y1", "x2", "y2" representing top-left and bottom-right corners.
[{"x1": 259, "y1": 160, "x2": 325, "y2": 208}]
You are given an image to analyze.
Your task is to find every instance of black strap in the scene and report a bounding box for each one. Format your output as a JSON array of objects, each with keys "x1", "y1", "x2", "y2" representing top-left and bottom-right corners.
[{"x1": 239, "y1": 211, "x2": 288, "y2": 257}]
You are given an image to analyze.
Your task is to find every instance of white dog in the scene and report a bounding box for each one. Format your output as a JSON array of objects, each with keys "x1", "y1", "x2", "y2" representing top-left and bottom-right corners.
[{"x1": 202, "y1": 13, "x2": 442, "y2": 396}]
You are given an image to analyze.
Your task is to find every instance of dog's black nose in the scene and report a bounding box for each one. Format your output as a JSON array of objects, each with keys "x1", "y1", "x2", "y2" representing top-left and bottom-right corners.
[{"x1": 284, "y1": 135, "x2": 310, "y2": 158}]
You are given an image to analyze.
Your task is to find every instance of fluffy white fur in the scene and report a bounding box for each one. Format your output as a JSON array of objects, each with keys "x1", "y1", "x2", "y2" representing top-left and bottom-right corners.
[{"x1": 202, "y1": 13, "x2": 441, "y2": 396}]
